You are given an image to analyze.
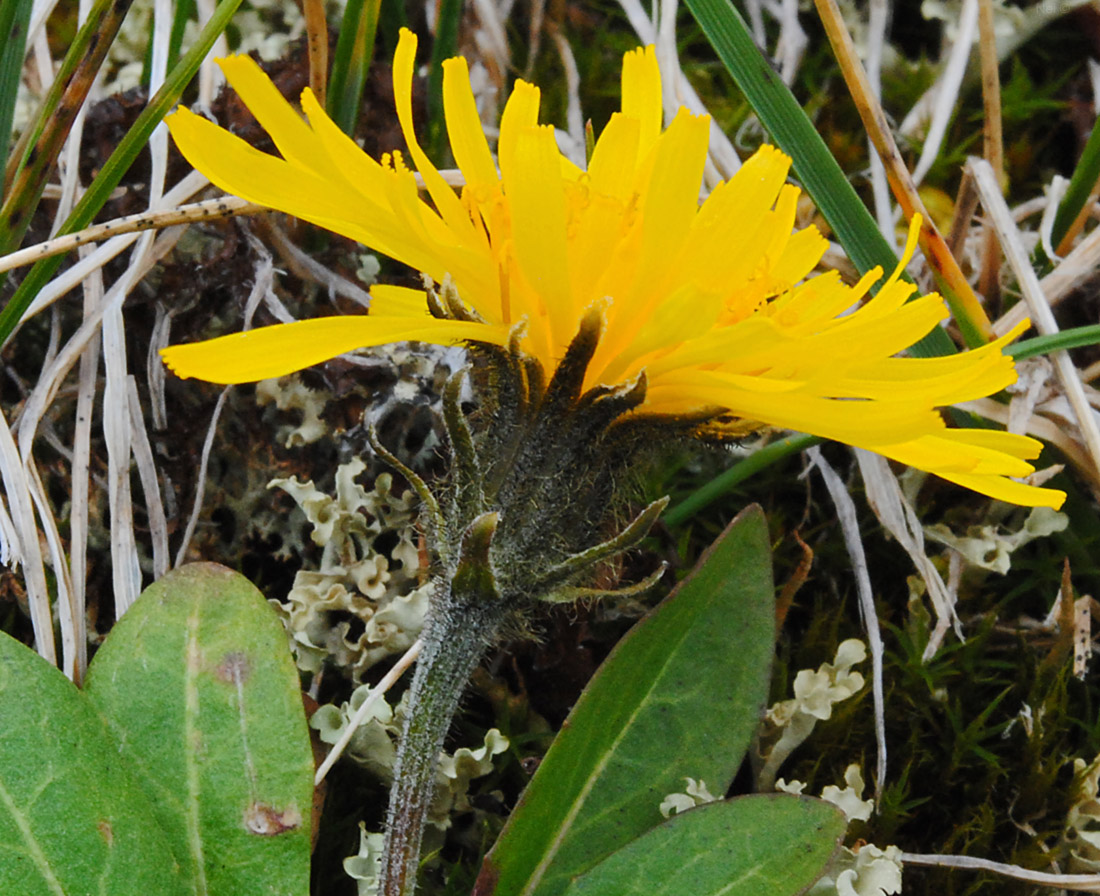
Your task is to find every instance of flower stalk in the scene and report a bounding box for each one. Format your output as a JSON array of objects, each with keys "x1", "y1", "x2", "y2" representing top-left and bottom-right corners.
[
  {"x1": 379, "y1": 571, "x2": 509, "y2": 895},
  {"x1": 372, "y1": 314, "x2": 674, "y2": 895}
]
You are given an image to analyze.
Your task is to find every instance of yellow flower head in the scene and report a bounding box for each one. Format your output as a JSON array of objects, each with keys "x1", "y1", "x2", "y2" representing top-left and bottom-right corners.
[{"x1": 161, "y1": 29, "x2": 1065, "y2": 510}]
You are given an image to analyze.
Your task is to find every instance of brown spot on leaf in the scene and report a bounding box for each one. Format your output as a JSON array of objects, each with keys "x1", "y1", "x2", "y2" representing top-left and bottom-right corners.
[
  {"x1": 244, "y1": 801, "x2": 302, "y2": 835},
  {"x1": 97, "y1": 819, "x2": 114, "y2": 846},
  {"x1": 471, "y1": 859, "x2": 499, "y2": 896},
  {"x1": 215, "y1": 651, "x2": 250, "y2": 684}
]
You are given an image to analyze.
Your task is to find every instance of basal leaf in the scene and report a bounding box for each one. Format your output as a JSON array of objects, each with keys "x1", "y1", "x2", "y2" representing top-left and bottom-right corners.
[
  {"x1": 0, "y1": 630, "x2": 187, "y2": 895},
  {"x1": 562, "y1": 795, "x2": 845, "y2": 896},
  {"x1": 84, "y1": 563, "x2": 314, "y2": 896},
  {"x1": 476, "y1": 505, "x2": 775, "y2": 896}
]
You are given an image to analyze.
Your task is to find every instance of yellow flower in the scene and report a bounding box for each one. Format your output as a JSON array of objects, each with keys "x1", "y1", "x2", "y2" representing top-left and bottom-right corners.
[{"x1": 161, "y1": 30, "x2": 1065, "y2": 510}]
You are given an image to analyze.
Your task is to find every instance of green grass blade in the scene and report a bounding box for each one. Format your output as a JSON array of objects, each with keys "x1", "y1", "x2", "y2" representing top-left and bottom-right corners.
[
  {"x1": 664, "y1": 433, "x2": 823, "y2": 527},
  {"x1": 0, "y1": 0, "x2": 136, "y2": 255},
  {"x1": 1009, "y1": 324, "x2": 1100, "y2": 361},
  {"x1": 327, "y1": 0, "x2": 381, "y2": 134},
  {"x1": 167, "y1": 0, "x2": 197, "y2": 72},
  {"x1": 0, "y1": 0, "x2": 245, "y2": 345},
  {"x1": 377, "y1": 0, "x2": 408, "y2": 58},
  {"x1": 427, "y1": 0, "x2": 463, "y2": 159},
  {"x1": 1050, "y1": 113, "x2": 1100, "y2": 250},
  {"x1": 684, "y1": 0, "x2": 955, "y2": 359},
  {"x1": 0, "y1": 0, "x2": 32, "y2": 175}
]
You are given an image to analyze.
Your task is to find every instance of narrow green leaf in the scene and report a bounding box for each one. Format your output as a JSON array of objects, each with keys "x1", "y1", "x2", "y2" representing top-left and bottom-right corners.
[
  {"x1": 684, "y1": 0, "x2": 954, "y2": 359},
  {"x1": 0, "y1": 0, "x2": 135, "y2": 255},
  {"x1": 664, "y1": 433, "x2": 823, "y2": 526},
  {"x1": 0, "y1": 0, "x2": 32, "y2": 174},
  {"x1": 84, "y1": 563, "x2": 314, "y2": 896},
  {"x1": 562, "y1": 795, "x2": 845, "y2": 896},
  {"x1": 377, "y1": 0, "x2": 408, "y2": 58},
  {"x1": 427, "y1": 0, "x2": 463, "y2": 158},
  {"x1": 167, "y1": 0, "x2": 197, "y2": 72},
  {"x1": 1051, "y1": 113, "x2": 1100, "y2": 249},
  {"x1": 476, "y1": 506, "x2": 775, "y2": 896},
  {"x1": 327, "y1": 0, "x2": 382, "y2": 134},
  {"x1": 0, "y1": 630, "x2": 188, "y2": 896},
  {"x1": 0, "y1": 0, "x2": 244, "y2": 346},
  {"x1": 1010, "y1": 323, "x2": 1100, "y2": 360}
]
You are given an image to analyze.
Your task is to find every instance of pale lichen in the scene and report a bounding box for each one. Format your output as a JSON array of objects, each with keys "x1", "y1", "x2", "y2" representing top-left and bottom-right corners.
[
  {"x1": 256, "y1": 377, "x2": 330, "y2": 448},
  {"x1": 270, "y1": 458, "x2": 429, "y2": 681},
  {"x1": 808, "y1": 843, "x2": 904, "y2": 896},
  {"x1": 925, "y1": 506, "x2": 1068, "y2": 575},
  {"x1": 757, "y1": 639, "x2": 868, "y2": 790},
  {"x1": 343, "y1": 823, "x2": 386, "y2": 896},
  {"x1": 659, "y1": 777, "x2": 719, "y2": 818},
  {"x1": 779, "y1": 765, "x2": 901, "y2": 896},
  {"x1": 311, "y1": 685, "x2": 509, "y2": 829},
  {"x1": 777, "y1": 764, "x2": 873, "y2": 823},
  {"x1": 1064, "y1": 755, "x2": 1100, "y2": 872}
]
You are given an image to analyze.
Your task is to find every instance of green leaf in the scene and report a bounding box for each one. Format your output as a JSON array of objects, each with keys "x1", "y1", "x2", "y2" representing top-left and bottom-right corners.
[
  {"x1": 0, "y1": 630, "x2": 187, "y2": 895},
  {"x1": 664, "y1": 433, "x2": 823, "y2": 526},
  {"x1": 561, "y1": 795, "x2": 845, "y2": 896},
  {"x1": 1010, "y1": 323, "x2": 1100, "y2": 361},
  {"x1": 327, "y1": 0, "x2": 382, "y2": 134},
  {"x1": 684, "y1": 0, "x2": 954, "y2": 360},
  {"x1": 0, "y1": 0, "x2": 135, "y2": 255},
  {"x1": 84, "y1": 563, "x2": 314, "y2": 896},
  {"x1": 476, "y1": 505, "x2": 776, "y2": 896},
  {"x1": 1050, "y1": 100, "x2": 1100, "y2": 250},
  {"x1": 0, "y1": 0, "x2": 32, "y2": 174},
  {"x1": 426, "y1": 0, "x2": 463, "y2": 158}
]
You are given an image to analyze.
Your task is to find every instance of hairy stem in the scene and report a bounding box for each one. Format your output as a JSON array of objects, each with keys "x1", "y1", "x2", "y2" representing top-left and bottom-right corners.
[{"x1": 378, "y1": 577, "x2": 508, "y2": 896}]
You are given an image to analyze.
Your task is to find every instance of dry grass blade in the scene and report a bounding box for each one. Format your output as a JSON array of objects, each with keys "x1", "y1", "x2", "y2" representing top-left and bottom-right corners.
[
  {"x1": 806, "y1": 447, "x2": 887, "y2": 800},
  {"x1": 901, "y1": 852, "x2": 1100, "y2": 891},
  {"x1": 977, "y1": 0, "x2": 1003, "y2": 306},
  {"x1": 174, "y1": 388, "x2": 229, "y2": 568},
  {"x1": 996, "y1": 217, "x2": 1100, "y2": 336},
  {"x1": 14, "y1": 171, "x2": 213, "y2": 329},
  {"x1": 904, "y1": 0, "x2": 978, "y2": 186},
  {"x1": 854, "y1": 450, "x2": 961, "y2": 659},
  {"x1": 865, "y1": 0, "x2": 894, "y2": 243},
  {"x1": 68, "y1": 248, "x2": 101, "y2": 683},
  {"x1": 813, "y1": 0, "x2": 993, "y2": 347},
  {"x1": 0, "y1": 0, "x2": 135, "y2": 252},
  {"x1": 549, "y1": 29, "x2": 583, "y2": 164},
  {"x1": 0, "y1": 194, "x2": 260, "y2": 276},
  {"x1": 967, "y1": 156, "x2": 1100, "y2": 488},
  {"x1": 128, "y1": 376, "x2": 170, "y2": 581},
  {"x1": 303, "y1": 0, "x2": 328, "y2": 107},
  {"x1": 0, "y1": 407, "x2": 54, "y2": 665},
  {"x1": 314, "y1": 638, "x2": 424, "y2": 785}
]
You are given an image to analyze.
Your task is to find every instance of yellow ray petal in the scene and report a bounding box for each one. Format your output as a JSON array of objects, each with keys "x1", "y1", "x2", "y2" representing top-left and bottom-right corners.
[
  {"x1": 217, "y1": 55, "x2": 318, "y2": 168},
  {"x1": 936, "y1": 472, "x2": 1065, "y2": 508},
  {"x1": 442, "y1": 57, "x2": 500, "y2": 199},
  {"x1": 165, "y1": 108, "x2": 351, "y2": 220},
  {"x1": 498, "y1": 80, "x2": 541, "y2": 178},
  {"x1": 503, "y1": 125, "x2": 573, "y2": 344},
  {"x1": 160, "y1": 317, "x2": 507, "y2": 384},
  {"x1": 620, "y1": 45, "x2": 662, "y2": 155},
  {"x1": 392, "y1": 30, "x2": 478, "y2": 242},
  {"x1": 368, "y1": 285, "x2": 433, "y2": 316}
]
